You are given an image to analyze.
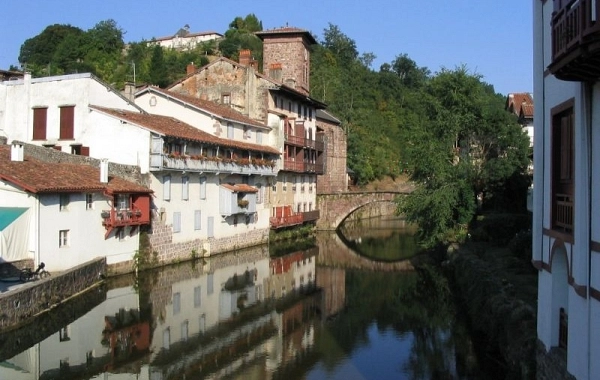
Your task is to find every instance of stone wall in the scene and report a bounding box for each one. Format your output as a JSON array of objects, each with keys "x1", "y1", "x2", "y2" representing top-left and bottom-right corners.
[
  {"x1": 15, "y1": 140, "x2": 149, "y2": 187},
  {"x1": 148, "y1": 218, "x2": 269, "y2": 266},
  {"x1": 316, "y1": 118, "x2": 347, "y2": 194},
  {"x1": 536, "y1": 340, "x2": 576, "y2": 380},
  {"x1": 0, "y1": 257, "x2": 105, "y2": 332}
]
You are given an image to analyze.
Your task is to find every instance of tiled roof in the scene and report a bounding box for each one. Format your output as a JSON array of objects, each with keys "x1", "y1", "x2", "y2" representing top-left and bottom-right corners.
[
  {"x1": 0, "y1": 145, "x2": 152, "y2": 194},
  {"x1": 506, "y1": 93, "x2": 534, "y2": 117},
  {"x1": 142, "y1": 86, "x2": 267, "y2": 129},
  {"x1": 221, "y1": 183, "x2": 258, "y2": 193},
  {"x1": 520, "y1": 104, "x2": 534, "y2": 119},
  {"x1": 255, "y1": 27, "x2": 317, "y2": 44},
  {"x1": 90, "y1": 106, "x2": 280, "y2": 155},
  {"x1": 154, "y1": 30, "x2": 223, "y2": 42}
]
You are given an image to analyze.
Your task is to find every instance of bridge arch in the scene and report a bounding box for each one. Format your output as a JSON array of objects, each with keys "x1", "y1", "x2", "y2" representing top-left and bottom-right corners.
[{"x1": 316, "y1": 191, "x2": 407, "y2": 230}]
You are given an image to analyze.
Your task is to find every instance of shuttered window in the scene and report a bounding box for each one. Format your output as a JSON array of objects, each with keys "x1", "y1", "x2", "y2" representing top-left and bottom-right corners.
[
  {"x1": 173, "y1": 212, "x2": 181, "y2": 232},
  {"x1": 163, "y1": 175, "x2": 171, "y2": 200},
  {"x1": 59, "y1": 105, "x2": 75, "y2": 140},
  {"x1": 199, "y1": 176, "x2": 207, "y2": 199},
  {"x1": 32, "y1": 107, "x2": 47, "y2": 140},
  {"x1": 194, "y1": 210, "x2": 201, "y2": 230},
  {"x1": 182, "y1": 176, "x2": 189, "y2": 200}
]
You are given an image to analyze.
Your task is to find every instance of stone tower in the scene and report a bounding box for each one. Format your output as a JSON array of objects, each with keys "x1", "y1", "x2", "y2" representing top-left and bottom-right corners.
[{"x1": 256, "y1": 27, "x2": 317, "y2": 96}]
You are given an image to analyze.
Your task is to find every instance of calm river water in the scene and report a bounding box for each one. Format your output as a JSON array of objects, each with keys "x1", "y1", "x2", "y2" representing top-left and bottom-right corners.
[{"x1": 0, "y1": 216, "x2": 501, "y2": 380}]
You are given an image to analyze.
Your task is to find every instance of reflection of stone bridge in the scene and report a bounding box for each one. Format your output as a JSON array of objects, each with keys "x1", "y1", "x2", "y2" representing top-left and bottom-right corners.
[
  {"x1": 316, "y1": 191, "x2": 409, "y2": 230},
  {"x1": 315, "y1": 231, "x2": 414, "y2": 272}
]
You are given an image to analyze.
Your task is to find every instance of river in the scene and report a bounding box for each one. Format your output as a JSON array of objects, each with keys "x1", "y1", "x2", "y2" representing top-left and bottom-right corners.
[{"x1": 0, "y1": 216, "x2": 501, "y2": 379}]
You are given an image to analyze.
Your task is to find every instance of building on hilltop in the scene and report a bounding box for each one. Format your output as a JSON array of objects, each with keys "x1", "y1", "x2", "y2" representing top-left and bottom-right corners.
[
  {"x1": 152, "y1": 25, "x2": 223, "y2": 51},
  {"x1": 533, "y1": 1, "x2": 600, "y2": 379},
  {"x1": 168, "y1": 26, "x2": 348, "y2": 228}
]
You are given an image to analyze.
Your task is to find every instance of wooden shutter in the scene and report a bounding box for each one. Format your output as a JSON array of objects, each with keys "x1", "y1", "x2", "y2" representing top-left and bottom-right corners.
[
  {"x1": 60, "y1": 106, "x2": 75, "y2": 140},
  {"x1": 80, "y1": 146, "x2": 90, "y2": 156},
  {"x1": 32, "y1": 107, "x2": 47, "y2": 140}
]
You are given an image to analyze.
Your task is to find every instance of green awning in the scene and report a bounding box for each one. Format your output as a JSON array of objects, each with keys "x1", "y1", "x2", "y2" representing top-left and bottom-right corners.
[{"x1": 0, "y1": 207, "x2": 28, "y2": 231}]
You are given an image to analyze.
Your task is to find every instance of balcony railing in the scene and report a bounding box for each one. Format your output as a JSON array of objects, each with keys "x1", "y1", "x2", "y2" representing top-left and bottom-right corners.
[
  {"x1": 550, "y1": 0, "x2": 600, "y2": 81},
  {"x1": 154, "y1": 155, "x2": 277, "y2": 176},
  {"x1": 283, "y1": 160, "x2": 325, "y2": 173},
  {"x1": 284, "y1": 135, "x2": 325, "y2": 152},
  {"x1": 554, "y1": 193, "x2": 573, "y2": 232},
  {"x1": 270, "y1": 214, "x2": 304, "y2": 229},
  {"x1": 101, "y1": 209, "x2": 147, "y2": 228}
]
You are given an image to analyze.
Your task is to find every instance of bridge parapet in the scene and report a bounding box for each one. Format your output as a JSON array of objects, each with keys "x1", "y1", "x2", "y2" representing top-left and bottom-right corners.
[{"x1": 316, "y1": 191, "x2": 407, "y2": 230}]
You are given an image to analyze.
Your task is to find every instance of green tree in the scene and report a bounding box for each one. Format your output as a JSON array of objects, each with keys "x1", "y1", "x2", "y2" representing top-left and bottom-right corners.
[
  {"x1": 19, "y1": 24, "x2": 84, "y2": 74},
  {"x1": 149, "y1": 45, "x2": 168, "y2": 88}
]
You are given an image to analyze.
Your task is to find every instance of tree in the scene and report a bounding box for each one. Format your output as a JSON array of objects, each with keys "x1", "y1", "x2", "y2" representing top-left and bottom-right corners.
[
  {"x1": 149, "y1": 45, "x2": 168, "y2": 88},
  {"x1": 397, "y1": 66, "x2": 530, "y2": 247},
  {"x1": 19, "y1": 24, "x2": 84, "y2": 72}
]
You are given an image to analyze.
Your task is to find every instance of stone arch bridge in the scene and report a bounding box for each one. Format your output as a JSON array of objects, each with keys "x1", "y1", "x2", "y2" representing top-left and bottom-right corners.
[{"x1": 316, "y1": 191, "x2": 410, "y2": 230}]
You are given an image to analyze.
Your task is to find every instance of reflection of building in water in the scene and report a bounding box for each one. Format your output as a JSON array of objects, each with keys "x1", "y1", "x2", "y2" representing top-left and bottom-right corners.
[
  {"x1": 0, "y1": 286, "x2": 143, "y2": 379},
  {"x1": 0, "y1": 246, "x2": 332, "y2": 379},
  {"x1": 264, "y1": 247, "x2": 318, "y2": 299},
  {"x1": 316, "y1": 266, "x2": 346, "y2": 318}
]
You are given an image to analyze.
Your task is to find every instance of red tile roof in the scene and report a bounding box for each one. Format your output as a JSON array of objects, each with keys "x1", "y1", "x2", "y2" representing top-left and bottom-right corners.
[
  {"x1": 0, "y1": 145, "x2": 152, "y2": 194},
  {"x1": 506, "y1": 93, "x2": 534, "y2": 118},
  {"x1": 90, "y1": 106, "x2": 280, "y2": 155},
  {"x1": 141, "y1": 86, "x2": 267, "y2": 129},
  {"x1": 221, "y1": 183, "x2": 258, "y2": 193}
]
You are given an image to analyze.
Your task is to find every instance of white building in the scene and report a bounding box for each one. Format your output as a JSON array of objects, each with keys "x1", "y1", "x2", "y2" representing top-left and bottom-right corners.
[
  {"x1": 0, "y1": 72, "x2": 142, "y2": 154},
  {"x1": 152, "y1": 25, "x2": 222, "y2": 51},
  {"x1": 533, "y1": 1, "x2": 600, "y2": 378},
  {"x1": 0, "y1": 142, "x2": 152, "y2": 272}
]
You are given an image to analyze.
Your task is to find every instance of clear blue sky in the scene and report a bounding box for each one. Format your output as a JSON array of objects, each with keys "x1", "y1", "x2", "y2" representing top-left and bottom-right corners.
[{"x1": 0, "y1": 0, "x2": 532, "y2": 95}]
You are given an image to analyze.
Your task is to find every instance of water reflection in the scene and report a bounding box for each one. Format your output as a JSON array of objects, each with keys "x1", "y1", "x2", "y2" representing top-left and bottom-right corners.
[{"x1": 0, "y1": 216, "x2": 492, "y2": 380}]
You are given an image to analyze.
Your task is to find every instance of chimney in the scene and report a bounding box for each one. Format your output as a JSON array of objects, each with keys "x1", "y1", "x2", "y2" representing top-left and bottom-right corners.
[
  {"x1": 239, "y1": 49, "x2": 251, "y2": 66},
  {"x1": 100, "y1": 159, "x2": 109, "y2": 183},
  {"x1": 11, "y1": 142, "x2": 24, "y2": 162},
  {"x1": 187, "y1": 62, "x2": 196, "y2": 75}
]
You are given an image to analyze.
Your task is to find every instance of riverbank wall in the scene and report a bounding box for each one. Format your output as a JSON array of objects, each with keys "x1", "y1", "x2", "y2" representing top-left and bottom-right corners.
[
  {"x1": 446, "y1": 243, "x2": 537, "y2": 380},
  {"x1": 0, "y1": 257, "x2": 105, "y2": 332}
]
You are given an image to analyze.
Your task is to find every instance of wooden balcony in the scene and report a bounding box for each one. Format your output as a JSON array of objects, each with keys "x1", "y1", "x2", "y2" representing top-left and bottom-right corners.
[
  {"x1": 554, "y1": 193, "x2": 573, "y2": 232},
  {"x1": 283, "y1": 160, "x2": 325, "y2": 173},
  {"x1": 284, "y1": 134, "x2": 325, "y2": 152},
  {"x1": 270, "y1": 214, "x2": 304, "y2": 229},
  {"x1": 550, "y1": 0, "x2": 600, "y2": 81}
]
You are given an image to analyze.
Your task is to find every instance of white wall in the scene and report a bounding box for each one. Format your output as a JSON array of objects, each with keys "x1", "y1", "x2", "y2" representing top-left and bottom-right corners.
[{"x1": 38, "y1": 192, "x2": 139, "y2": 271}]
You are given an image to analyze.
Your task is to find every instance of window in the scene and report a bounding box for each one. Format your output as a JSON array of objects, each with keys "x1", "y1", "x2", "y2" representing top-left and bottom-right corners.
[
  {"x1": 32, "y1": 107, "x2": 47, "y2": 140},
  {"x1": 292, "y1": 176, "x2": 297, "y2": 191},
  {"x1": 116, "y1": 194, "x2": 129, "y2": 210},
  {"x1": 173, "y1": 212, "x2": 181, "y2": 233},
  {"x1": 207, "y1": 273, "x2": 214, "y2": 294},
  {"x1": 194, "y1": 286, "x2": 202, "y2": 307},
  {"x1": 59, "y1": 105, "x2": 75, "y2": 140},
  {"x1": 256, "y1": 130, "x2": 263, "y2": 144},
  {"x1": 59, "y1": 326, "x2": 71, "y2": 342},
  {"x1": 173, "y1": 292, "x2": 181, "y2": 315},
  {"x1": 243, "y1": 126, "x2": 251, "y2": 139},
  {"x1": 221, "y1": 93, "x2": 231, "y2": 104},
  {"x1": 181, "y1": 321, "x2": 189, "y2": 341},
  {"x1": 273, "y1": 96, "x2": 278, "y2": 108},
  {"x1": 297, "y1": 103, "x2": 301, "y2": 116},
  {"x1": 551, "y1": 101, "x2": 574, "y2": 233},
  {"x1": 288, "y1": 101, "x2": 292, "y2": 112},
  {"x1": 86, "y1": 193, "x2": 93, "y2": 210},
  {"x1": 199, "y1": 176, "x2": 207, "y2": 199},
  {"x1": 194, "y1": 210, "x2": 202, "y2": 230},
  {"x1": 256, "y1": 183, "x2": 263, "y2": 204},
  {"x1": 71, "y1": 145, "x2": 89, "y2": 156},
  {"x1": 227, "y1": 122, "x2": 234, "y2": 139},
  {"x1": 182, "y1": 176, "x2": 189, "y2": 200},
  {"x1": 59, "y1": 193, "x2": 70, "y2": 211},
  {"x1": 59, "y1": 230, "x2": 69, "y2": 247},
  {"x1": 283, "y1": 175, "x2": 287, "y2": 191},
  {"x1": 163, "y1": 175, "x2": 171, "y2": 200},
  {"x1": 163, "y1": 328, "x2": 170, "y2": 350}
]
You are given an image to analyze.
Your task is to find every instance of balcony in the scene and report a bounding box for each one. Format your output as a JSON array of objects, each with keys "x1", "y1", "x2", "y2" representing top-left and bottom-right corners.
[
  {"x1": 154, "y1": 155, "x2": 277, "y2": 176},
  {"x1": 283, "y1": 160, "x2": 324, "y2": 173},
  {"x1": 270, "y1": 214, "x2": 304, "y2": 229},
  {"x1": 553, "y1": 193, "x2": 573, "y2": 232},
  {"x1": 284, "y1": 134, "x2": 325, "y2": 152},
  {"x1": 549, "y1": 0, "x2": 600, "y2": 81}
]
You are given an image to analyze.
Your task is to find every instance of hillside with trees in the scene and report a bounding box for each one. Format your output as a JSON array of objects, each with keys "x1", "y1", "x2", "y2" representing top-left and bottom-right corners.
[{"x1": 13, "y1": 14, "x2": 531, "y2": 247}]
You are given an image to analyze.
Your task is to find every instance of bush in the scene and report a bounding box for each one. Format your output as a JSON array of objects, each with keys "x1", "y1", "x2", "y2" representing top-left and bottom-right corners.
[{"x1": 469, "y1": 213, "x2": 531, "y2": 246}]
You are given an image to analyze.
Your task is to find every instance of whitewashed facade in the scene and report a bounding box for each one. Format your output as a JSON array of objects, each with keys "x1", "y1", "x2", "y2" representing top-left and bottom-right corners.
[{"x1": 533, "y1": 1, "x2": 600, "y2": 378}]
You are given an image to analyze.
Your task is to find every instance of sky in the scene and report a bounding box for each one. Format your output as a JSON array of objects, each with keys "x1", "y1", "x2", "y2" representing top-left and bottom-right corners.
[{"x1": 0, "y1": 0, "x2": 533, "y2": 96}]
